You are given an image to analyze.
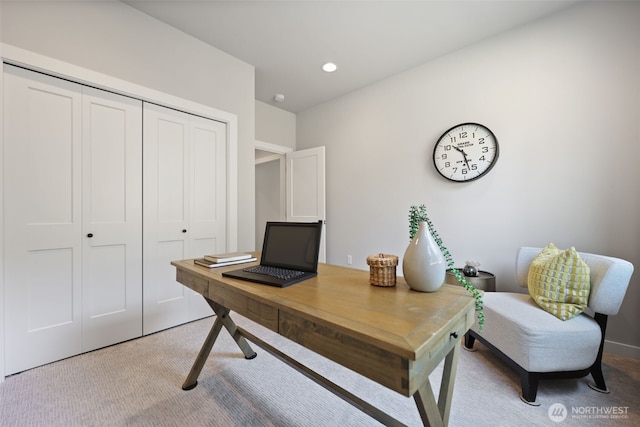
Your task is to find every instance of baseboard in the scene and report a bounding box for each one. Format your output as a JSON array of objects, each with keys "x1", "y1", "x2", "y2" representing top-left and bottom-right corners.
[{"x1": 604, "y1": 339, "x2": 640, "y2": 360}]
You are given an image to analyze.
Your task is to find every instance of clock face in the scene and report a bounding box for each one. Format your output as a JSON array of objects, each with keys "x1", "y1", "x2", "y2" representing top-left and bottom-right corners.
[{"x1": 433, "y1": 123, "x2": 499, "y2": 182}]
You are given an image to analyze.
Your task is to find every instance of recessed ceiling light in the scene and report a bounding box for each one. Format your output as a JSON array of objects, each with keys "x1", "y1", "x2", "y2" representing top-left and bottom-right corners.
[{"x1": 322, "y1": 62, "x2": 337, "y2": 73}]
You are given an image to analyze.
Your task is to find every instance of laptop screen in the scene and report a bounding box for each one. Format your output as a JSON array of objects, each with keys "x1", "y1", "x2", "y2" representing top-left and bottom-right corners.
[{"x1": 260, "y1": 221, "x2": 322, "y2": 272}]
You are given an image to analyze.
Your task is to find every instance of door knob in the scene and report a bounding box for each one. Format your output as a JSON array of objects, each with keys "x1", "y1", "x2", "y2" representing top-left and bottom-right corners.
[
  {"x1": 87, "y1": 233, "x2": 94, "y2": 238},
  {"x1": 182, "y1": 229, "x2": 187, "y2": 233}
]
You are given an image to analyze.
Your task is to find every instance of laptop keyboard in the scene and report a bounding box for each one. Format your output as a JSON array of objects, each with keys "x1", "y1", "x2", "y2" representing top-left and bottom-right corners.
[{"x1": 243, "y1": 265, "x2": 306, "y2": 281}]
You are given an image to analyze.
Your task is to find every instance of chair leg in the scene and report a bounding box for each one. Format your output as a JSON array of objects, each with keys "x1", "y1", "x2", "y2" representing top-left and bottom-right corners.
[
  {"x1": 463, "y1": 331, "x2": 477, "y2": 351},
  {"x1": 520, "y1": 372, "x2": 540, "y2": 406},
  {"x1": 589, "y1": 364, "x2": 609, "y2": 394},
  {"x1": 589, "y1": 313, "x2": 610, "y2": 393}
]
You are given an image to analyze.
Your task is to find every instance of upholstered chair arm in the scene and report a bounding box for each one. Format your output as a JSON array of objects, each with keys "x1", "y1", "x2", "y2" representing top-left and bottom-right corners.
[{"x1": 580, "y1": 253, "x2": 633, "y2": 315}]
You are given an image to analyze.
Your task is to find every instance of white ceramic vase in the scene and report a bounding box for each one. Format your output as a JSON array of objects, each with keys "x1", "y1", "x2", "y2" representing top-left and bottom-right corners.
[{"x1": 402, "y1": 221, "x2": 446, "y2": 292}]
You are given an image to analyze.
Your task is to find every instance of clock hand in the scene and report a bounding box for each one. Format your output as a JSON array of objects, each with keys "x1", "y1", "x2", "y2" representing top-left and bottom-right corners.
[
  {"x1": 462, "y1": 154, "x2": 471, "y2": 170},
  {"x1": 453, "y1": 146, "x2": 471, "y2": 169}
]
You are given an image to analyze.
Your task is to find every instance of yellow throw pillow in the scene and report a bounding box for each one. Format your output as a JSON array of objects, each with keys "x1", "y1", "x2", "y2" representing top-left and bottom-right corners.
[{"x1": 528, "y1": 244, "x2": 590, "y2": 320}]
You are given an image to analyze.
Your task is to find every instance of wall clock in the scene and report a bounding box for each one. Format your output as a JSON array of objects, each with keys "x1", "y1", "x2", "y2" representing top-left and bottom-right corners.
[{"x1": 432, "y1": 122, "x2": 499, "y2": 182}]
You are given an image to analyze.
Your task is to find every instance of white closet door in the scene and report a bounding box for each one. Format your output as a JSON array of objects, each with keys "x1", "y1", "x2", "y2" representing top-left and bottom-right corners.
[
  {"x1": 143, "y1": 104, "x2": 227, "y2": 333},
  {"x1": 188, "y1": 115, "x2": 227, "y2": 320},
  {"x1": 3, "y1": 65, "x2": 83, "y2": 374},
  {"x1": 81, "y1": 87, "x2": 142, "y2": 351},
  {"x1": 143, "y1": 103, "x2": 191, "y2": 334}
]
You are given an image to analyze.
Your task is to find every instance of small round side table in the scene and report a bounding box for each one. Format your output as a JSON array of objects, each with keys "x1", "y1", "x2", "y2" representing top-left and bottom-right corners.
[{"x1": 445, "y1": 268, "x2": 496, "y2": 292}]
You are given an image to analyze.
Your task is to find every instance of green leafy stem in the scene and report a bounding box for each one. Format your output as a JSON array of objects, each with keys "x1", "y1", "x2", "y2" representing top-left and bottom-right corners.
[{"x1": 409, "y1": 204, "x2": 485, "y2": 331}]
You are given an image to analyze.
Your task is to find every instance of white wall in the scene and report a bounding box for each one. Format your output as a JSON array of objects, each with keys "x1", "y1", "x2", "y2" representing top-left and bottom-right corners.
[
  {"x1": 256, "y1": 100, "x2": 296, "y2": 149},
  {"x1": 1, "y1": 0, "x2": 256, "y2": 251},
  {"x1": 254, "y1": 101, "x2": 296, "y2": 248},
  {"x1": 297, "y1": 1, "x2": 640, "y2": 357}
]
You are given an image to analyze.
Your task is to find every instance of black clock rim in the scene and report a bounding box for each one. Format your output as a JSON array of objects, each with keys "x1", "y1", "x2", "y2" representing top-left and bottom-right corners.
[{"x1": 432, "y1": 122, "x2": 499, "y2": 183}]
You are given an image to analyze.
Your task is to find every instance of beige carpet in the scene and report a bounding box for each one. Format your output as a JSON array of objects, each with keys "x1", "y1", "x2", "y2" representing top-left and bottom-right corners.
[{"x1": 1, "y1": 315, "x2": 638, "y2": 426}]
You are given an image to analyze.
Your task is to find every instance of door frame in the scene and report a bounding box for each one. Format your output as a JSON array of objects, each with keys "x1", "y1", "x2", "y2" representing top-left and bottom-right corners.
[
  {"x1": 0, "y1": 44, "x2": 239, "y2": 381},
  {"x1": 255, "y1": 140, "x2": 292, "y2": 250},
  {"x1": 254, "y1": 141, "x2": 326, "y2": 262},
  {"x1": 255, "y1": 139, "x2": 292, "y2": 217}
]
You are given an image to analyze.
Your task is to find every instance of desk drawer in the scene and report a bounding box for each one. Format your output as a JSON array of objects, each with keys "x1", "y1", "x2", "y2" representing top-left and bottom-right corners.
[
  {"x1": 208, "y1": 283, "x2": 279, "y2": 332},
  {"x1": 278, "y1": 311, "x2": 408, "y2": 395},
  {"x1": 407, "y1": 309, "x2": 473, "y2": 395}
]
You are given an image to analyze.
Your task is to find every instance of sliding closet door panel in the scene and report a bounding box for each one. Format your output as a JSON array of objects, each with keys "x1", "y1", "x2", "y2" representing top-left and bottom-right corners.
[
  {"x1": 81, "y1": 87, "x2": 142, "y2": 351},
  {"x1": 188, "y1": 116, "x2": 227, "y2": 320},
  {"x1": 3, "y1": 65, "x2": 83, "y2": 374},
  {"x1": 143, "y1": 103, "x2": 190, "y2": 334}
]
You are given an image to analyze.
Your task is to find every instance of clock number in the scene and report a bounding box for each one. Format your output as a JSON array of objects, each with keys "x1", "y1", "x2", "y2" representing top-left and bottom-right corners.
[
  {"x1": 478, "y1": 137, "x2": 485, "y2": 144},
  {"x1": 444, "y1": 144, "x2": 452, "y2": 151},
  {"x1": 459, "y1": 131, "x2": 467, "y2": 139},
  {"x1": 445, "y1": 162, "x2": 450, "y2": 168},
  {"x1": 482, "y1": 147, "x2": 489, "y2": 153}
]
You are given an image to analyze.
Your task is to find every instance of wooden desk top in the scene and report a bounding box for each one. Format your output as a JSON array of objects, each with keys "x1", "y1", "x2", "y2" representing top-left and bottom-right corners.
[{"x1": 172, "y1": 259, "x2": 476, "y2": 396}]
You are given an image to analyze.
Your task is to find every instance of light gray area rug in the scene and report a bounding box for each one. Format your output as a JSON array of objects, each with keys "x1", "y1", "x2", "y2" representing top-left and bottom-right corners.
[{"x1": 1, "y1": 315, "x2": 638, "y2": 426}]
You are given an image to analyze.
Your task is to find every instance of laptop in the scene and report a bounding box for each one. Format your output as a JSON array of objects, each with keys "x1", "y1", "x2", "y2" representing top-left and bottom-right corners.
[{"x1": 222, "y1": 220, "x2": 323, "y2": 287}]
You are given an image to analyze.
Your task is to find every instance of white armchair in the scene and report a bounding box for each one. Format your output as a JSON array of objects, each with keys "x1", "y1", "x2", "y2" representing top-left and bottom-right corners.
[{"x1": 464, "y1": 247, "x2": 634, "y2": 405}]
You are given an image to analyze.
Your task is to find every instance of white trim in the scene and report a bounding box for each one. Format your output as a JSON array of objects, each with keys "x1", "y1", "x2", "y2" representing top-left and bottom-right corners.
[
  {"x1": 254, "y1": 140, "x2": 290, "y2": 225},
  {"x1": 255, "y1": 139, "x2": 293, "y2": 155},
  {"x1": 0, "y1": 42, "x2": 4, "y2": 383},
  {"x1": 255, "y1": 153, "x2": 284, "y2": 165}
]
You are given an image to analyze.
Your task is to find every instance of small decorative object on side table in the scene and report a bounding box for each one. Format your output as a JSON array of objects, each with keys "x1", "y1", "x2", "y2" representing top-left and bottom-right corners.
[
  {"x1": 446, "y1": 267, "x2": 496, "y2": 292},
  {"x1": 462, "y1": 260, "x2": 480, "y2": 277}
]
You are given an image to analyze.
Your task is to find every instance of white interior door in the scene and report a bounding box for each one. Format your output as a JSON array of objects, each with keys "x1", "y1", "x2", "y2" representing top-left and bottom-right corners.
[
  {"x1": 286, "y1": 146, "x2": 326, "y2": 262},
  {"x1": 3, "y1": 65, "x2": 83, "y2": 374},
  {"x1": 81, "y1": 87, "x2": 142, "y2": 351},
  {"x1": 143, "y1": 104, "x2": 227, "y2": 333},
  {"x1": 143, "y1": 103, "x2": 191, "y2": 334},
  {"x1": 187, "y1": 115, "x2": 227, "y2": 320}
]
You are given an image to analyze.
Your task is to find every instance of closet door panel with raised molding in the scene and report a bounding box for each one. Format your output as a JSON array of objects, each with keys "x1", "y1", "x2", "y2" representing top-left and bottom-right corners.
[
  {"x1": 3, "y1": 65, "x2": 143, "y2": 374},
  {"x1": 143, "y1": 103, "x2": 227, "y2": 333},
  {"x1": 81, "y1": 86, "x2": 143, "y2": 352},
  {"x1": 3, "y1": 65, "x2": 83, "y2": 374},
  {"x1": 143, "y1": 103, "x2": 190, "y2": 334}
]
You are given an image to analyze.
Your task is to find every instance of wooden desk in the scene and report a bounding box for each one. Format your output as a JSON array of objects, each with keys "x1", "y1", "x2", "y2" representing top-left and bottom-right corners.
[{"x1": 172, "y1": 259, "x2": 476, "y2": 427}]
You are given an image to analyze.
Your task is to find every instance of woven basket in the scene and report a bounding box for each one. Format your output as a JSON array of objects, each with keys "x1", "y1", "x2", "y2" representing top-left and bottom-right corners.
[{"x1": 366, "y1": 253, "x2": 398, "y2": 287}]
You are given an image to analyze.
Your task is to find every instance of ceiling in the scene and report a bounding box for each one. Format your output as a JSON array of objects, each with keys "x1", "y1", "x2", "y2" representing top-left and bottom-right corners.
[{"x1": 124, "y1": 0, "x2": 580, "y2": 113}]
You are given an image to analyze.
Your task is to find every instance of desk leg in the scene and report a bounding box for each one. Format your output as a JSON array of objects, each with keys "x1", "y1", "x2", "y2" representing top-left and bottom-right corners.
[
  {"x1": 413, "y1": 340, "x2": 461, "y2": 427},
  {"x1": 182, "y1": 298, "x2": 257, "y2": 390},
  {"x1": 437, "y1": 339, "x2": 461, "y2": 425},
  {"x1": 205, "y1": 298, "x2": 257, "y2": 361}
]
